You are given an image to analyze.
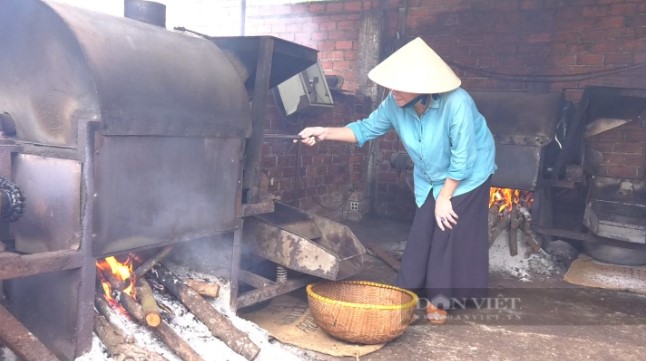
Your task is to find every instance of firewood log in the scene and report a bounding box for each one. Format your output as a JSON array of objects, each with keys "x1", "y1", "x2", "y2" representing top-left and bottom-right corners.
[
  {"x1": 489, "y1": 213, "x2": 511, "y2": 247},
  {"x1": 119, "y1": 293, "x2": 205, "y2": 361},
  {"x1": 152, "y1": 265, "x2": 261, "y2": 360},
  {"x1": 94, "y1": 314, "x2": 168, "y2": 361},
  {"x1": 184, "y1": 279, "x2": 220, "y2": 298},
  {"x1": 136, "y1": 278, "x2": 161, "y2": 327},
  {"x1": 134, "y1": 246, "x2": 174, "y2": 279},
  {"x1": 366, "y1": 244, "x2": 401, "y2": 272},
  {"x1": 94, "y1": 297, "x2": 167, "y2": 361},
  {"x1": 509, "y1": 207, "x2": 521, "y2": 256}
]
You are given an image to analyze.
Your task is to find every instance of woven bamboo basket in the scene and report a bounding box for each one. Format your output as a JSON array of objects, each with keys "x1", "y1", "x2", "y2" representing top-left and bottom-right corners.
[{"x1": 306, "y1": 281, "x2": 419, "y2": 344}]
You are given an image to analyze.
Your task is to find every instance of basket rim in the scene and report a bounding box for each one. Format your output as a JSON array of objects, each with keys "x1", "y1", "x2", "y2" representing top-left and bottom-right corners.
[{"x1": 306, "y1": 280, "x2": 419, "y2": 311}]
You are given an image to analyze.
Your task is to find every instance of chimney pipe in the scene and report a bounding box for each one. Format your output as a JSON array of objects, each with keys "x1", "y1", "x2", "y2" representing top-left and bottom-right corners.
[{"x1": 124, "y1": 0, "x2": 166, "y2": 28}]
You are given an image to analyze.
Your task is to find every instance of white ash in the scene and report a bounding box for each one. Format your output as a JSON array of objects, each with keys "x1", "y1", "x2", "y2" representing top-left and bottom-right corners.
[
  {"x1": 1, "y1": 346, "x2": 18, "y2": 361},
  {"x1": 489, "y1": 229, "x2": 560, "y2": 280},
  {"x1": 0, "y1": 265, "x2": 315, "y2": 361}
]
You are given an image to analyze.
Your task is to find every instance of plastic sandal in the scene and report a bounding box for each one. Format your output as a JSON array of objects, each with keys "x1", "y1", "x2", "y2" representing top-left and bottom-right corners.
[{"x1": 426, "y1": 304, "x2": 448, "y2": 324}]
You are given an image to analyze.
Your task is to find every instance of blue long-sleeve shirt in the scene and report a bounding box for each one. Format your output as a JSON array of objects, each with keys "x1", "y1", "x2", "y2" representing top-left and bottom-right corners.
[{"x1": 347, "y1": 88, "x2": 497, "y2": 207}]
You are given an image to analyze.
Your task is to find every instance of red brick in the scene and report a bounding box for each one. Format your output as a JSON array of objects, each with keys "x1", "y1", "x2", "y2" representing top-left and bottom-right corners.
[
  {"x1": 316, "y1": 40, "x2": 335, "y2": 51},
  {"x1": 610, "y1": 3, "x2": 638, "y2": 15},
  {"x1": 582, "y1": 6, "x2": 608, "y2": 17},
  {"x1": 325, "y1": 2, "x2": 344, "y2": 12},
  {"x1": 587, "y1": 141, "x2": 614, "y2": 153},
  {"x1": 335, "y1": 40, "x2": 353, "y2": 50},
  {"x1": 613, "y1": 142, "x2": 643, "y2": 154},
  {"x1": 626, "y1": 14, "x2": 646, "y2": 27},
  {"x1": 311, "y1": 31, "x2": 328, "y2": 41},
  {"x1": 307, "y1": 3, "x2": 327, "y2": 13},
  {"x1": 519, "y1": 0, "x2": 542, "y2": 10},
  {"x1": 598, "y1": 165, "x2": 639, "y2": 179},
  {"x1": 591, "y1": 41, "x2": 622, "y2": 53},
  {"x1": 527, "y1": 33, "x2": 552, "y2": 43},
  {"x1": 332, "y1": 61, "x2": 351, "y2": 70},
  {"x1": 327, "y1": 30, "x2": 349, "y2": 40},
  {"x1": 604, "y1": 53, "x2": 633, "y2": 65},
  {"x1": 343, "y1": 1, "x2": 363, "y2": 12},
  {"x1": 551, "y1": 54, "x2": 577, "y2": 66},
  {"x1": 337, "y1": 20, "x2": 358, "y2": 31},
  {"x1": 595, "y1": 15, "x2": 625, "y2": 28},
  {"x1": 577, "y1": 53, "x2": 604, "y2": 65},
  {"x1": 590, "y1": 128, "x2": 623, "y2": 141},
  {"x1": 318, "y1": 21, "x2": 336, "y2": 31},
  {"x1": 623, "y1": 130, "x2": 646, "y2": 142}
]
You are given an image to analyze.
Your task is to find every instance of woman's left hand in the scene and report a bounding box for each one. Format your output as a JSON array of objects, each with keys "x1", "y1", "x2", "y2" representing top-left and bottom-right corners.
[{"x1": 435, "y1": 196, "x2": 458, "y2": 231}]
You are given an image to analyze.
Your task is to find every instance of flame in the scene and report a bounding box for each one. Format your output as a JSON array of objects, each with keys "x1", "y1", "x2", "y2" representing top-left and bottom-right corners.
[
  {"x1": 489, "y1": 187, "x2": 533, "y2": 214},
  {"x1": 96, "y1": 256, "x2": 136, "y2": 307}
]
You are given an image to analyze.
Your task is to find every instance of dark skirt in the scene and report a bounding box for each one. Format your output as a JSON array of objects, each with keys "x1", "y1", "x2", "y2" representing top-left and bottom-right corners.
[{"x1": 395, "y1": 177, "x2": 491, "y2": 301}]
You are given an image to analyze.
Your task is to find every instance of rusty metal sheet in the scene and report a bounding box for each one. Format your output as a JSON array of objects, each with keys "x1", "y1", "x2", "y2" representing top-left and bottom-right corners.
[
  {"x1": 584, "y1": 177, "x2": 646, "y2": 245},
  {"x1": 0, "y1": 303, "x2": 59, "y2": 361},
  {"x1": 243, "y1": 203, "x2": 365, "y2": 280},
  {"x1": 5, "y1": 269, "x2": 83, "y2": 360},
  {"x1": 584, "y1": 200, "x2": 646, "y2": 244},
  {"x1": 491, "y1": 144, "x2": 541, "y2": 190},
  {"x1": 0, "y1": 250, "x2": 82, "y2": 280},
  {"x1": 0, "y1": 0, "x2": 251, "y2": 143},
  {"x1": 210, "y1": 36, "x2": 318, "y2": 90},
  {"x1": 12, "y1": 154, "x2": 82, "y2": 253},
  {"x1": 470, "y1": 91, "x2": 563, "y2": 147},
  {"x1": 92, "y1": 135, "x2": 244, "y2": 257},
  {"x1": 0, "y1": 0, "x2": 97, "y2": 147}
]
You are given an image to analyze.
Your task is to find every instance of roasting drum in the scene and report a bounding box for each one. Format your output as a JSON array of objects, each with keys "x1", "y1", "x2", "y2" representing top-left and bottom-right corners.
[{"x1": 0, "y1": 0, "x2": 252, "y2": 257}]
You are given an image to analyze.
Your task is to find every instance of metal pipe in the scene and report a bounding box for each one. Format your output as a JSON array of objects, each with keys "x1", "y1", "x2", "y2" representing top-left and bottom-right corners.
[
  {"x1": 240, "y1": 0, "x2": 246, "y2": 35},
  {"x1": 124, "y1": 0, "x2": 166, "y2": 28},
  {"x1": 263, "y1": 134, "x2": 303, "y2": 140}
]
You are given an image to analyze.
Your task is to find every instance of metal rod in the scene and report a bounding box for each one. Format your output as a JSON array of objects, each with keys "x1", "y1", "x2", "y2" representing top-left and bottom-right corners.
[{"x1": 263, "y1": 133, "x2": 303, "y2": 140}]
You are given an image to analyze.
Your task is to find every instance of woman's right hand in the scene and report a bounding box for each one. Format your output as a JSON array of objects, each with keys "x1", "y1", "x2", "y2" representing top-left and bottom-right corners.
[{"x1": 297, "y1": 127, "x2": 326, "y2": 146}]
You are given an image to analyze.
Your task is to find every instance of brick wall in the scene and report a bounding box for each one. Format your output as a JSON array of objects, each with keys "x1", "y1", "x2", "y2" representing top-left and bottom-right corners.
[
  {"x1": 586, "y1": 120, "x2": 646, "y2": 180},
  {"x1": 218, "y1": 0, "x2": 646, "y2": 219},
  {"x1": 259, "y1": 92, "x2": 373, "y2": 219}
]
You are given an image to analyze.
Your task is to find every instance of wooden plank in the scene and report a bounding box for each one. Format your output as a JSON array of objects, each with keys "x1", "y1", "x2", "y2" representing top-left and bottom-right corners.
[
  {"x1": 0, "y1": 303, "x2": 59, "y2": 361},
  {"x1": 366, "y1": 244, "x2": 401, "y2": 272},
  {"x1": 0, "y1": 250, "x2": 82, "y2": 280}
]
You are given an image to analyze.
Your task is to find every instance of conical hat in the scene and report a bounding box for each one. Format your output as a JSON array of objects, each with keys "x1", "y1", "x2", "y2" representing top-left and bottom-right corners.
[{"x1": 368, "y1": 37, "x2": 461, "y2": 94}]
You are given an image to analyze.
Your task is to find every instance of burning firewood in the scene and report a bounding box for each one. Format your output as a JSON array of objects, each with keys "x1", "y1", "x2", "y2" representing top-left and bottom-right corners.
[
  {"x1": 94, "y1": 297, "x2": 168, "y2": 361},
  {"x1": 134, "y1": 246, "x2": 174, "y2": 279},
  {"x1": 119, "y1": 293, "x2": 205, "y2": 361},
  {"x1": 136, "y1": 278, "x2": 162, "y2": 328},
  {"x1": 152, "y1": 265, "x2": 261, "y2": 361},
  {"x1": 508, "y1": 207, "x2": 521, "y2": 256},
  {"x1": 184, "y1": 279, "x2": 220, "y2": 298},
  {"x1": 518, "y1": 206, "x2": 547, "y2": 254},
  {"x1": 489, "y1": 212, "x2": 511, "y2": 247}
]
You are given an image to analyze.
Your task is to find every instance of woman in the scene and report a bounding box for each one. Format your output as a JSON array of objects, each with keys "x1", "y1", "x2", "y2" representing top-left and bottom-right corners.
[{"x1": 298, "y1": 37, "x2": 496, "y2": 323}]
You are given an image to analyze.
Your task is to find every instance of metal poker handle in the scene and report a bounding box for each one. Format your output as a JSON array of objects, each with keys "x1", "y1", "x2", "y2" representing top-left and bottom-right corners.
[
  {"x1": 264, "y1": 134, "x2": 318, "y2": 141},
  {"x1": 264, "y1": 133, "x2": 304, "y2": 140}
]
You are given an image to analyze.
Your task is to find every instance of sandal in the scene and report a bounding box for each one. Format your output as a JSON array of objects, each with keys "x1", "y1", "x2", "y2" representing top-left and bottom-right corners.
[{"x1": 426, "y1": 304, "x2": 448, "y2": 324}]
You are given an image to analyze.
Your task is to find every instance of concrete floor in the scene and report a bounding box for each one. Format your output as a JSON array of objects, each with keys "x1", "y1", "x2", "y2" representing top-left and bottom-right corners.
[{"x1": 297, "y1": 217, "x2": 646, "y2": 361}]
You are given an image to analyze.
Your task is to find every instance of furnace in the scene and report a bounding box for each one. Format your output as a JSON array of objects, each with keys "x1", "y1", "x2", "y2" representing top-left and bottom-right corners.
[{"x1": 0, "y1": 0, "x2": 363, "y2": 360}]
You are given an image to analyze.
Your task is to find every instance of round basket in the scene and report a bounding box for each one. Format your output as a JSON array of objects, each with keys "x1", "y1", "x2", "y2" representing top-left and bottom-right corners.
[{"x1": 306, "y1": 281, "x2": 419, "y2": 344}]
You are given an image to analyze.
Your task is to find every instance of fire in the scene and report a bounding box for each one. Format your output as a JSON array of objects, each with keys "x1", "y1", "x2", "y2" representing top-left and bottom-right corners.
[
  {"x1": 96, "y1": 255, "x2": 136, "y2": 307},
  {"x1": 489, "y1": 187, "x2": 533, "y2": 214}
]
